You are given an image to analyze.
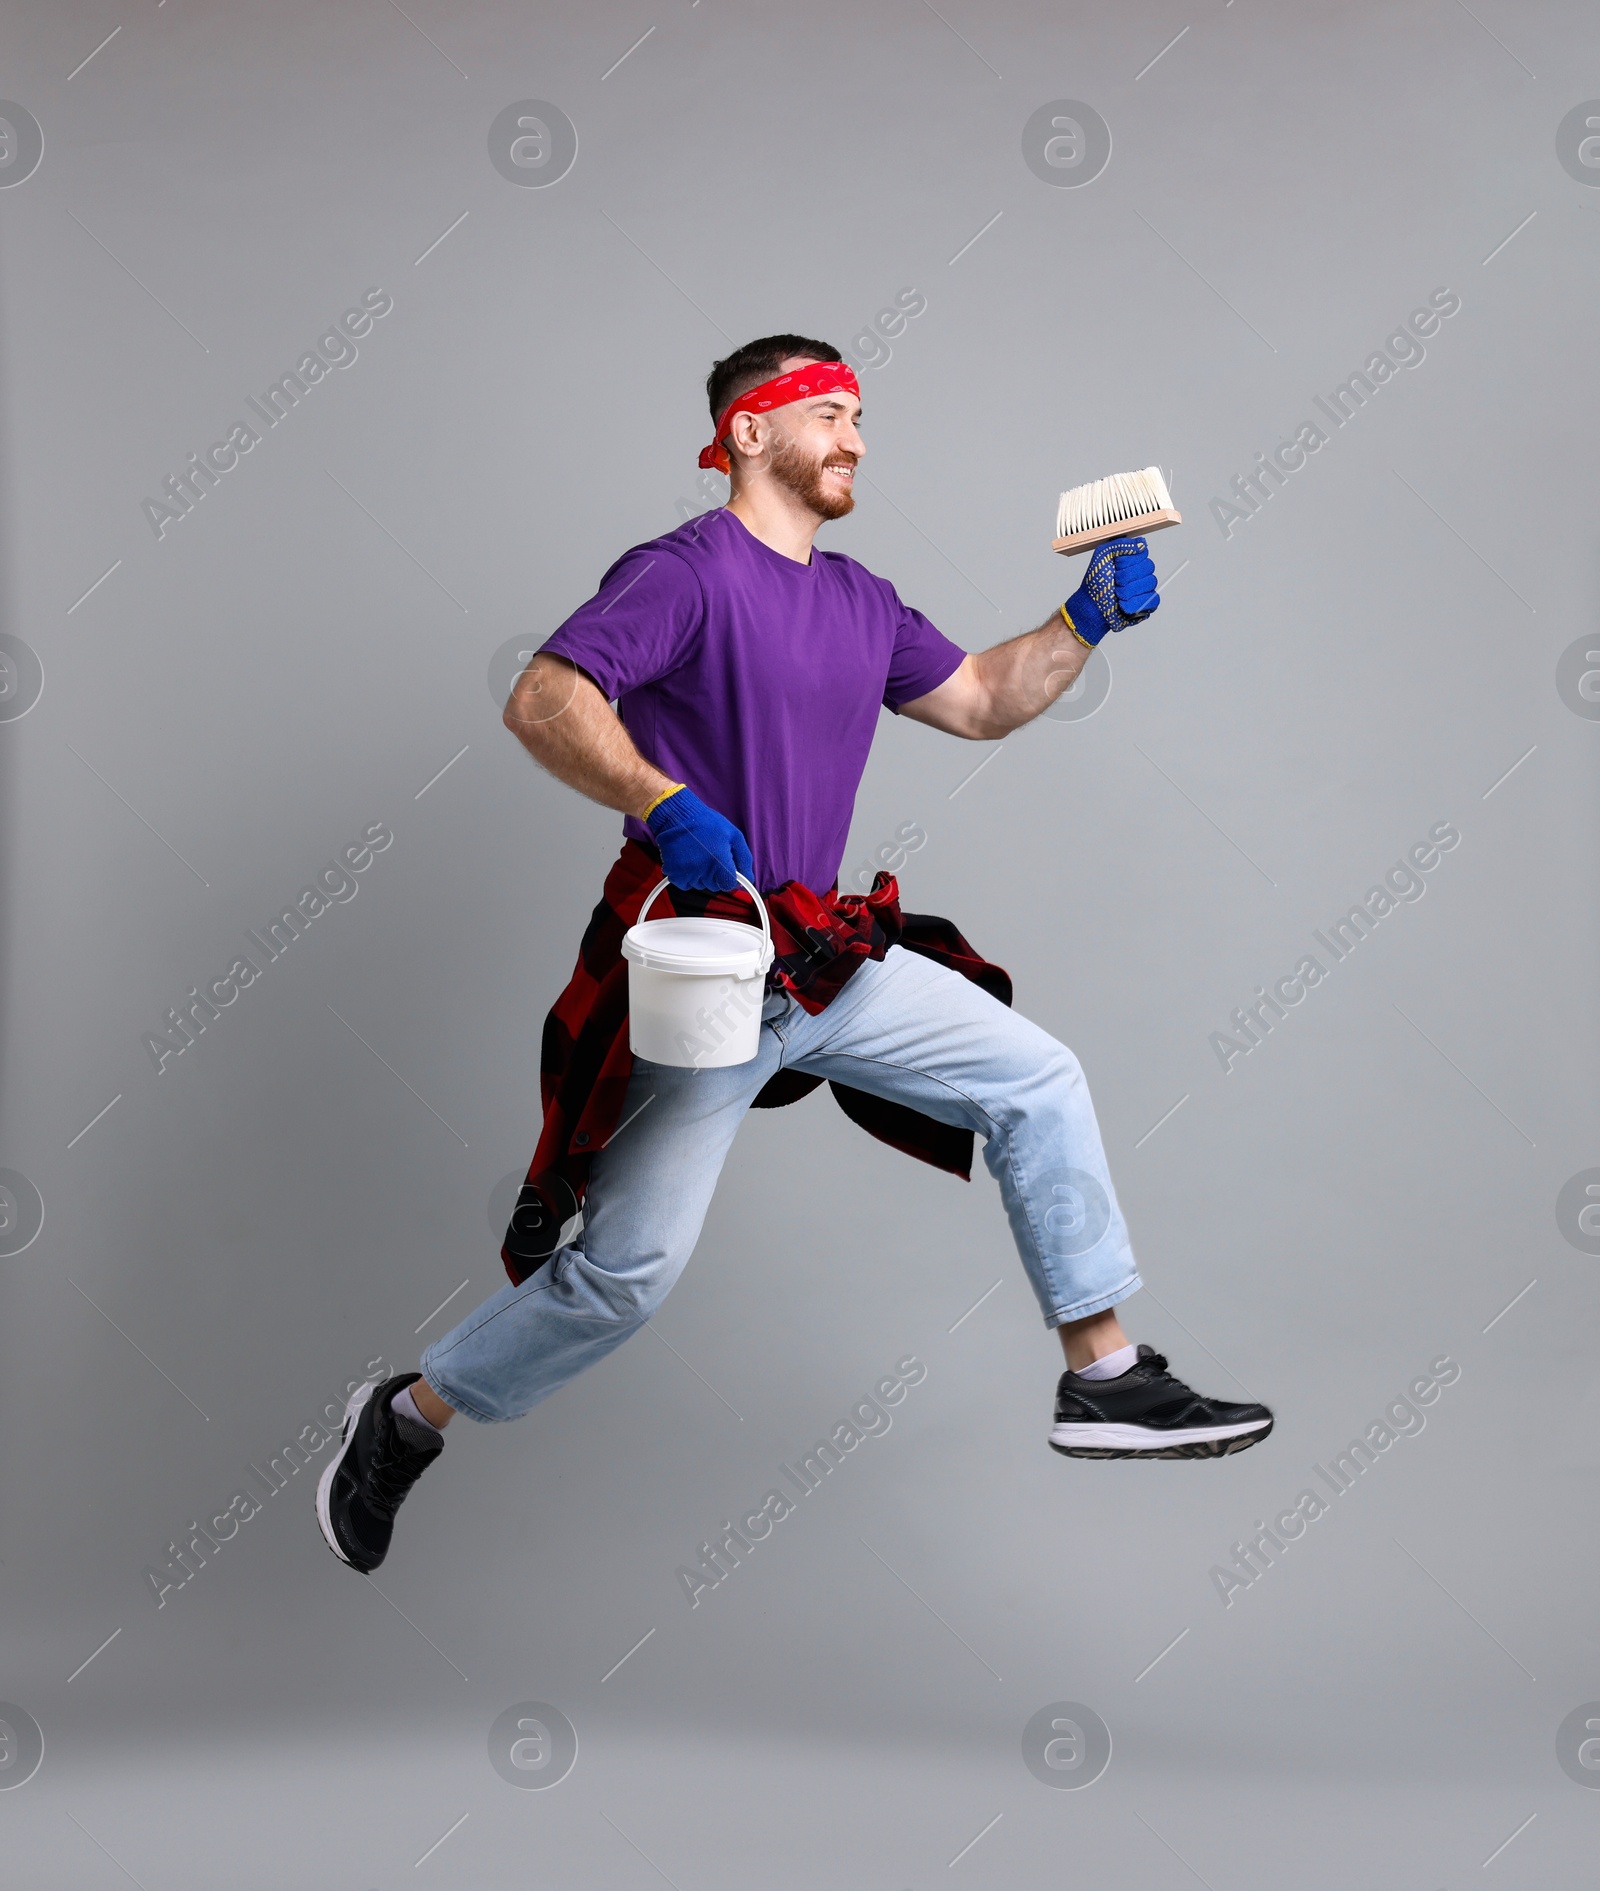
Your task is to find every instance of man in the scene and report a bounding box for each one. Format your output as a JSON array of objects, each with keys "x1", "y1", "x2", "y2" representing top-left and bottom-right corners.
[{"x1": 317, "y1": 336, "x2": 1274, "y2": 1574}]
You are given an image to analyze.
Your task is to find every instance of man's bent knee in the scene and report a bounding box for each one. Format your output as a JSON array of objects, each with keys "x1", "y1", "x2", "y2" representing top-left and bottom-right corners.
[
  {"x1": 1023, "y1": 1038, "x2": 1085, "y2": 1110},
  {"x1": 557, "y1": 1245, "x2": 686, "y2": 1330}
]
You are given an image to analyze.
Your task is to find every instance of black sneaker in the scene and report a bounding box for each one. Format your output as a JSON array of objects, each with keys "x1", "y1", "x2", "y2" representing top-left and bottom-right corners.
[
  {"x1": 317, "y1": 1372, "x2": 443, "y2": 1571},
  {"x1": 1049, "y1": 1345, "x2": 1274, "y2": 1460}
]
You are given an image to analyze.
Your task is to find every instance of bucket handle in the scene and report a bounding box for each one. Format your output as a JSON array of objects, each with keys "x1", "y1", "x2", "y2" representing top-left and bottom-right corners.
[{"x1": 637, "y1": 873, "x2": 773, "y2": 964}]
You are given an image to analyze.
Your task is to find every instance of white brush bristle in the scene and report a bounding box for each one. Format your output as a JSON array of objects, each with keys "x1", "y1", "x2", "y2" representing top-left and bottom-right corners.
[{"x1": 1055, "y1": 466, "x2": 1173, "y2": 540}]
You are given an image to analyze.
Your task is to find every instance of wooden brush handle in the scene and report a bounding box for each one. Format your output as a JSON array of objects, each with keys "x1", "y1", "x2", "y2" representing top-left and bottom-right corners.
[{"x1": 1052, "y1": 508, "x2": 1181, "y2": 555}]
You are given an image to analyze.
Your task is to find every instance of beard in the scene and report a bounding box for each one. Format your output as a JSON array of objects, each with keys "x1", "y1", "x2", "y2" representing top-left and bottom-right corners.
[{"x1": 766, "y1": 430, "x2": 856, "y2": 520}]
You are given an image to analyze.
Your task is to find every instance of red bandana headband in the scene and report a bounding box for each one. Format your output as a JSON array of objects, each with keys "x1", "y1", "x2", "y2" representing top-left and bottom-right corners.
[{"x1": 698, "y1": 362, "x2": 861, "y2": 473}]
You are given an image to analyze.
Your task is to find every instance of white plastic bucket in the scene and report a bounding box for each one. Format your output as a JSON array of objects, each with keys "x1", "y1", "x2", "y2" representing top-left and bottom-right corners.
[{"x1": 621, "y1": 874, "x2": 775, "y2": 1068}]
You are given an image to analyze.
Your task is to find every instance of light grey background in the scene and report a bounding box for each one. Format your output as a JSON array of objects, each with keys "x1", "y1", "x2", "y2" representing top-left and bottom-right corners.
[{"x1": 1, "y1": 1, "x2": 1597, "y2": 1885}]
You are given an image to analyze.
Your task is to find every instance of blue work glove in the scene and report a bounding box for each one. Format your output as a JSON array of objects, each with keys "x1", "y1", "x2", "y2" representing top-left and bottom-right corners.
[
  {"x1": 643, "y1": 784, "x2": 755, "y2": 892},
  {"x1": 1060, "y1": 536, "x2": 1161, "y2": 647}
]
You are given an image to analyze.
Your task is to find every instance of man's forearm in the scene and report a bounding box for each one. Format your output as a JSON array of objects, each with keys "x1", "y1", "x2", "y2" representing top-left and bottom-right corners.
[
  {"x1": 972, "y1": 610, "x2": 1093, "y2": 738},
  {"x1": 504, "y1": 654, "x2": 677, "y2": 819}
]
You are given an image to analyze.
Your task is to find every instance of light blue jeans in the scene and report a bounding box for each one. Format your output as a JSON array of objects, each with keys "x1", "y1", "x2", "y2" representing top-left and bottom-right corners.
[{"x1": 422, "y1": 944, "x2": 1140, "y2": 1422}]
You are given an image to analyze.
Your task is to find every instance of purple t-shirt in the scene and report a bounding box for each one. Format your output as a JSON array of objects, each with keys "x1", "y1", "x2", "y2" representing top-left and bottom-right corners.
[{"x1": 539, "y1": 509, "x2": 966, "y2": 891}]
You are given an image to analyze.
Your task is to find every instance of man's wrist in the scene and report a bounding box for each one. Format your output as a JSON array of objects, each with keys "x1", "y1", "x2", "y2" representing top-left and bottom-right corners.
[
  {"x1": 637, "y1": 780, "x2": 685, "y2": 822},
  {"x1": 1060, "y1": 601, "x2": 1099, "y2": 650}
]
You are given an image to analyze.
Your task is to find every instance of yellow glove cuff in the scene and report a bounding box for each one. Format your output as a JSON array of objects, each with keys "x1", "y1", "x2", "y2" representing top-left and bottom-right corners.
[
  {"x1": 640, "y1": 782, "x2": 686, "y2": 820},
  {"x1": 1060, "y1": 603, "x2": 1095, "y2": 651}
]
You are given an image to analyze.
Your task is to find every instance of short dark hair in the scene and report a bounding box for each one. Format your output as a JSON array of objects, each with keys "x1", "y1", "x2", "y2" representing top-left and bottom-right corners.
[{"x1": 706, "y1": 334, "x2": 843, "y2": 424}]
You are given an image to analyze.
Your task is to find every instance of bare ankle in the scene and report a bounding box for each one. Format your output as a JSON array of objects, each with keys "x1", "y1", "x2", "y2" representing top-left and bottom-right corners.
[
  {"x1": 410, "y1": 1378, "x2": 456, "y2": 1429},
  {"x1": 1057, "y1": 1309, "x2": 1130, "y2": 1373}
]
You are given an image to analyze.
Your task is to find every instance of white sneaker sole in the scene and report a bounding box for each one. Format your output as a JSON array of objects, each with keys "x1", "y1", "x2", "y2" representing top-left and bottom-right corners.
[
  {"x1": 1050, "y1": 1416, "x2": 1271, "y2": 1453},
  {"x1": 316, "y1": 1379, "x2": 377, "y2": 1565}
]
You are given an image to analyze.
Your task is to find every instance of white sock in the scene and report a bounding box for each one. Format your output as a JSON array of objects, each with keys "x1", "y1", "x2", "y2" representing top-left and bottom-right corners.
[
  {"x1": 391, "y1": 1382, "x2": 443, "y2": 1442},
  {"x1": 1075, "y1": 1342, "x2": 1137, "y2": 1381}
]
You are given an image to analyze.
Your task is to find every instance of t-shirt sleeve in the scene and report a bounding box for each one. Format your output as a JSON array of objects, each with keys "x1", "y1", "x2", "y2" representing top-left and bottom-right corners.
[
  {"x1": 881, "y1": 591, "x2": 968, "y2": 713},
  {"x1": 538, "y1": 548, "x2": 703, "y2": 700}
]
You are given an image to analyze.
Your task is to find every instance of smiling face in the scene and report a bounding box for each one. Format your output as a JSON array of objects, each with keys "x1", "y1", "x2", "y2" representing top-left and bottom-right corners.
[{"x1": 726, "y1": 355, "x2": 864, "y2": 521}]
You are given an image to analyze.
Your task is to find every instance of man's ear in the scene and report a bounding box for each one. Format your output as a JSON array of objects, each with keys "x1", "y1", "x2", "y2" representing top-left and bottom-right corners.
[{"x1": 725, "y1": 409, "x2": 767, "y2": 468}]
